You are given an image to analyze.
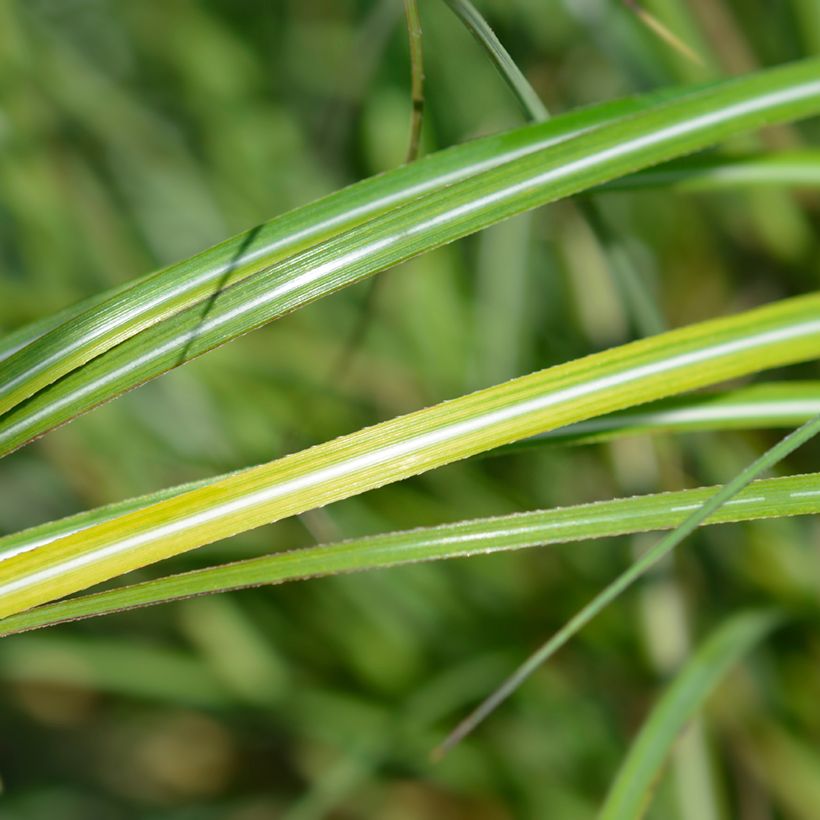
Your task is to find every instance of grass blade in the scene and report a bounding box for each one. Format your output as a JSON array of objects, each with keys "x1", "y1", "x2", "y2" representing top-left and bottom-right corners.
[
  {"x1": 0, "y1": 293, "x2": 819, "y2": 618},
  {"x1": 0, "y1": 475, "x2": 229, "y2": 561},
  {"x1": 609, "y1": 149, "x2": 820, "y2": 190},
  {"x1": 599, "y1": 610, "x2": 782, "y2": 820},
  {"x1": 403, "y1": 0, "x2": 425, "y2": 163},
  {"x1": 0, "y1": 86, "x2": 687, "y2": 417},
  {"x1": 497, "y1": 381, "x2": 820, "y2": 450},
  {"x1": 0, "y1": 474, "x2": 816, "y2": 637},
  {"x1": 434, "y1": 413, "x2": 820, "y2": 757},
  {"x1": 3, "y1": 59, "x2": 820, "y2": 454},
  {"x1": 442, "y1": 0, "x2": 550, "y2": 122},
  {"x1": 0, "y1": 292, "x2": 113, "y2": 365}
]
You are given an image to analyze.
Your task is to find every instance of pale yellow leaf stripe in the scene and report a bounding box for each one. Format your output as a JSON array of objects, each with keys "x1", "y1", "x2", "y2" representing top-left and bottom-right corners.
[{"x1": 0, "y1": 293, "x2": 819, "y2": 619}]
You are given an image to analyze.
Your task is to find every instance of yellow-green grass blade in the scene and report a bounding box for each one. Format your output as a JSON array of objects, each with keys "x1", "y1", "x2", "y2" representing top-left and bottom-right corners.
[
  {"x1": 3, "y1": 59, "x2": 820, "y2": 455},
  {"x1": 0, "y1": 85, "x2": 688, "y2": 412},
  {"x1": 0, "y1": 474, "x2": 232, "y2": 561},
  {"x1": 0, "y1": 475, "x2": 815, "y2": 637},
  {"x1": 608, "y1": 149, "x2": 820, "y2": 190},
  {"x1": 599, "y1": 610, "x2": 782, "y2": 820},
  {"x1": 4, "y1": 380, "x2": 815, "y2": 560},
  {"x1": 0, "y1": 292, "x2": 819, "y2": 619},
  {"x1": 498, "y1": 381, "x2": 820, "y2": 450}
]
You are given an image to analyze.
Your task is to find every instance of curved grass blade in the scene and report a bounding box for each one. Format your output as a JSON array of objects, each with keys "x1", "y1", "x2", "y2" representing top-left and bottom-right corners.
[
  {"x1": 0, "y1": 474, "x2": 816, "y2": 637},
  {"x1": 434, "y1": 413, "x2": 820, "y2": 757},
  {"x1": 599, "y1": 610, "x2": 782, "y2": 820},
  {"x1": 0, "y1": 293, "x2": 819, "y2": 619},
  {"x1": 442, "y1": 0, "x2": 550, "y2": 122},
  {"x1": 0, "y1": 84, "x2": 692, "y2": 419},
  {"x1": 609, "y1": 149, "x2": 820, "y2": 190},
  {"x1": 496, "y1": 381, "x2": 820, "y2": 451},
  {"x1": 4, "y1": 59, "x2": 820, "y2": 455}
]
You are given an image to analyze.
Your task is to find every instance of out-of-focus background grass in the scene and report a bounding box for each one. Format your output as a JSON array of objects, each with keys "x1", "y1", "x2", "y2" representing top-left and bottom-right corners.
[{"x1": 1, "y1": 1, "x2": 820, "y2": 818}]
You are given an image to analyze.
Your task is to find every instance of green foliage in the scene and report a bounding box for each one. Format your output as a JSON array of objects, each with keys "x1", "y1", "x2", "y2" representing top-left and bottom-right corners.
[
  {"x1": 3, "y1": 293, "x2": 820, "y2": 619},
  {"x1": 0, "y1": 474, "x2": 816, "y2": 638},
  {"x1": 599, "y1": 610, "x2": 781, "y2": 820},
  {"x1": 1, "y1": 2, "x2": 819, "y2": 817}
]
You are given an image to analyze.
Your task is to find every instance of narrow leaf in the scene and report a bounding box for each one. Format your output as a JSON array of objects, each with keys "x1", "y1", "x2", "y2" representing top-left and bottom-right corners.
[
  {"x1": 609, "y1": 149, "x2": 820, "y2": 190},
  {"x1": 497, "y1": 381, "x2": 820, "y2": 451},
  {"x1": 403, "y1": 0, "x2": 425, "y2": 162},
  {"x1": 599, "y1": 610, "x2": 782, "y2": 820},
  {"x1": 442, "y1": 0, "x2": 550, "y2": 121}
]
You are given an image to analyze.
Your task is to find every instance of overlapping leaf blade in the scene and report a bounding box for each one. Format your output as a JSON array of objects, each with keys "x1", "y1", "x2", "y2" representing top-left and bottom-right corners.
[
  {"x1": 1, "y1": 292, "x2": 819, "y2": 619},
  {"x1": 0, "y1": 88, "x2": 676, "y2": 411},
  {"x1": 3, "y1": 58, "x2": 820, "y2": 456},
  {"x1": 3, "y1": 381, "x2": 818, "y2": 557},
  {"x1": 0, "y1": 475, "x2": 815, "y2": 637}
]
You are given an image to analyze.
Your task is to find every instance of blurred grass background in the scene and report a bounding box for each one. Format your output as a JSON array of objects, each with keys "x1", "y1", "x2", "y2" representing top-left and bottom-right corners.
[{"x1": 1, "y1": 1, "x2": 820, "y2": 817}]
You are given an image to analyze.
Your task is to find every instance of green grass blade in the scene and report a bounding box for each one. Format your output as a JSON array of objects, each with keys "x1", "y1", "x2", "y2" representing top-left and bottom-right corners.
[
  {"x1": 0, "y1": 292, "x2": 114, "y2": 365},
  {"x1": 608, "y1": 149, "x2": 820, "y2": 190},
  {"x1": 442, "y1": 0, "x2": 550, "y2": 122},
  {"x1": 598, "y1": 610, "x2": 782, "y2": 820},
  {"x1": 403, "y1": 0, "x2": 425, "y2": 162},
  {"x1": 3, "y1": 74, "x2": 669, "y2": 367},
  {"x1": 434, "y1": 413, "x2": 820, "y2": 757},
  {"x1": 0, "y1": 85, "x2": 686, "y2": 418},
  {"x1": 497, "y1": 381, "x2": 820, "y2": 450},
  {"x1": 0, "y1": 474, "x2": 816, "y2": 637},
  {"x1": 0, "y1": 293, "x2": 819, "y2": 619},
  {"x1": 3, "y1": 59, "x2": 820, "y2": 454}
]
